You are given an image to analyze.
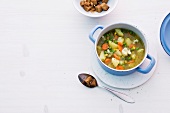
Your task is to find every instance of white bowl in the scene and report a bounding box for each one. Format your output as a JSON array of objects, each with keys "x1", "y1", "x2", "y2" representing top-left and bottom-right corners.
[{"x1": 73, "y1": 0, "x2": 119, "y2": 17}]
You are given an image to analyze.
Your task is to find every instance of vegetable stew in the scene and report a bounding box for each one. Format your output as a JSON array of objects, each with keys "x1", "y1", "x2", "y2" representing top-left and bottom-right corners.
[{"x1": 97, "y1": 28, "x2": 145, "y2": 70}]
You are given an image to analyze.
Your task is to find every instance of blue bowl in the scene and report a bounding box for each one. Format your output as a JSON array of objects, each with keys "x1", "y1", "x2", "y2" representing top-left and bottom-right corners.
[
  {"x1": 160, "y1": 13, "x2": 170, "y2": 56},
  {"x1": 89, "y1": 23, "x2": 155, "y2": 76}
]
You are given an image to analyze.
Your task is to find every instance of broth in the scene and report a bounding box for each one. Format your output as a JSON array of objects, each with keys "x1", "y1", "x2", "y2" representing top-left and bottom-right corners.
[{"x1": 97, "y1": 28, "x2": 145, "y2": 70}]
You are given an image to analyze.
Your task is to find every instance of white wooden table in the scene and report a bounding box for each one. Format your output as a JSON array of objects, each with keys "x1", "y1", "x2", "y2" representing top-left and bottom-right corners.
[{"x1": 0, "y1": 0, "x2": 170, "y2": 113}]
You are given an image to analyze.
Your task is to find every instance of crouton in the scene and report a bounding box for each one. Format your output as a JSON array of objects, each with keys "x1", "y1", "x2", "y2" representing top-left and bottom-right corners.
[
  {"x1": 102, "y1": 0, "x2": 108, "y2": 3},
  {"x1": 95, "y1": 5, "x2": 102, "y2": 12},
  {"x1": 100, "y1": 3, "x2": 109, "y2": 11},
  {"x1": 84, "y1": 5, "x2": 92, "y2": 11},
  {"x1": 80, "y1": 1, "x2": 85, "y2": 6},
  {"x1": 91, "y1": 0, "x2": 98, "y2": 5}
]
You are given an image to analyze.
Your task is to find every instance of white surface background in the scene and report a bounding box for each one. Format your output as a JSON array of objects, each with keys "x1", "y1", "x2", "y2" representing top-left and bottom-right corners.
[{"x1": 0, "y1": 0, "x2": 170, "y2": 113}]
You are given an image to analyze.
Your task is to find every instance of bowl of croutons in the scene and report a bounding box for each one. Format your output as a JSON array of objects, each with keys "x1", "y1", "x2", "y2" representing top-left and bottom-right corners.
[{"x1": 73, "y1": 0, "x2": 118, "y2": 17}]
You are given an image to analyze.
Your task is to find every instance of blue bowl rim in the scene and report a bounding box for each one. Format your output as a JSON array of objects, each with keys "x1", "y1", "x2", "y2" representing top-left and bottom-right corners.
[{"x1": 160, "y1": 13, "x2": 170, "y2": 56}]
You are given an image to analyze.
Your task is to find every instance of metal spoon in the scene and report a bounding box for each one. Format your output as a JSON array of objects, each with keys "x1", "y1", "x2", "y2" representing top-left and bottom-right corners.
[{"x1": 78, "y1": 73, "x2": 135, "y2": 103}]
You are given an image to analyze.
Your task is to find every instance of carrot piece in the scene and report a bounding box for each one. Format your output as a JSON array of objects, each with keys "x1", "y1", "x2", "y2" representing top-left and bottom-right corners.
[
  {"x1": 113, "y1": 53, "x2": 120, "y2": 60},
  {"x1": 118, "y1": 42, "x2": 123, "y2": 46},
  {"x1": 102, "y1": 43, "x2": 109, "y2": 50},
  {"x1": 104, "y1": 58, "x2": 111, "y2": 65},
  {"x1": 127, "y1": 60, "x2": 135, "y2": 64},
  {"x1": 118, "y1": 45, "x2": 123, "y2": 51},
  {"x1": 129, "y1": 44, "x2": 135, "y2": 48},
  {"x1": 116, "y1": 65, "x2": 124, "y2": 70}
]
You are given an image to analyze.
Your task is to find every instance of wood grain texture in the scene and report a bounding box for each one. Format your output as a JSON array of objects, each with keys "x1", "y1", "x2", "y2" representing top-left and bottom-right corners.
[{"x1": 0, "y1": 0, "x2": 170, "y2": 113}]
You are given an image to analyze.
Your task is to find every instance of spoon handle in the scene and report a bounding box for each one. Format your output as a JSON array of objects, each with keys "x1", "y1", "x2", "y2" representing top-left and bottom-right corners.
[{"x1": 102, "y1": 86, "x2": 135, "y2": 103}]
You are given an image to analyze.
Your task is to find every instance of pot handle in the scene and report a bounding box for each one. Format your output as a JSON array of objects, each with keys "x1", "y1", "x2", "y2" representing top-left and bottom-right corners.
[
  {"x1": 136, "y1": 54, "x2": 155, "y2": 74},
  {"x1": 89, "y1": 25, "x2": 104, "y2": 44}
]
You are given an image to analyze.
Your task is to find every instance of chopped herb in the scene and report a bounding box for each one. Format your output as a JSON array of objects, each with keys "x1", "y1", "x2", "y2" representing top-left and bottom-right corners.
[
  {"x1": 104, "y1": 34, "x2": 107, "y2": 37},
  {"x1": 104, "y1": 40, "x2": 109, "y2": 43},
  {"x1": 114, "y1": 40, "x2": 118, "y2": 44},
  {"x1": 119, "y1": 64, "x2": 125, "y2": 66},
  {"x1": 121, "y1": 29, "x2": 124, "y2": 33},
  {"x1": 109, "y1": 48, "x2": 115, "y2": 53},
  {"x1": 109, "y1": 33, "x2": 114, "y2": 40},
  {"x1": 125, "y1": 56, "x2": 132, "y2": 60},
  {"x1": 121, "y1": 57, "x2": 125, "y2": 60},
  {"x1": 128, "y1": 56, "x2": 132, "y2": 60},
  {"x1": 123, "y1": 42, "x2": 127, "y2": 47},
  {"x1": 136, "y1": 47, "x2": 140, "y2": 50},
  {"x1": 130, "y1": 31, "x2": 133, "y2": 35}
]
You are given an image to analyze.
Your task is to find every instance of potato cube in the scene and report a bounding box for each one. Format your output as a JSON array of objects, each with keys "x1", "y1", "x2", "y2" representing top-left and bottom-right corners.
[
  {"x1": 99, "y1": 51, "x2": 106, "y2": 61},
  {"x1": 117, "y1": 37, "x2": 124, "y2": 43},
  {"x1": 108, "y1": 41, "x2": 118, "y2": 49},
  {"x1": 112, "y1": 58, "x2": 120, "y2": 67},
  {"x1": 125, "y1": 38, "x2": 132, "y2": 46},
  {"x1": 115, "y1": 28, "x2": 124, "y2": 37}
]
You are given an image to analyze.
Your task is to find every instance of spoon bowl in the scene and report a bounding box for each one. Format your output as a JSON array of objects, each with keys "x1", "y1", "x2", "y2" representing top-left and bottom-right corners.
[
  {"x1": 78, "y1": 73, "x2": 135, "y2": 103},
  {"x1": 78, "y1": 73, "x2": 98, "y2": 88}
]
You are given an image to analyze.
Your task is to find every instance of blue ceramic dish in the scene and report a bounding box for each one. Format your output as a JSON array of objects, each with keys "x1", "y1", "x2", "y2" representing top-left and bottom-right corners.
[
  {"x1": 160, "y1": 13, "x2": 170, "y2": 56},
  {"x1": 89, "y1": 23, "x2": 155, "y2": 76}
]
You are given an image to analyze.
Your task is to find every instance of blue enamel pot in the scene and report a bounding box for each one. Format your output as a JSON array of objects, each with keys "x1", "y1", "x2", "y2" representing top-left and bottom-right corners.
[{"x1": 89, "y1": 23, "x2": 155, "y2": 76}]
